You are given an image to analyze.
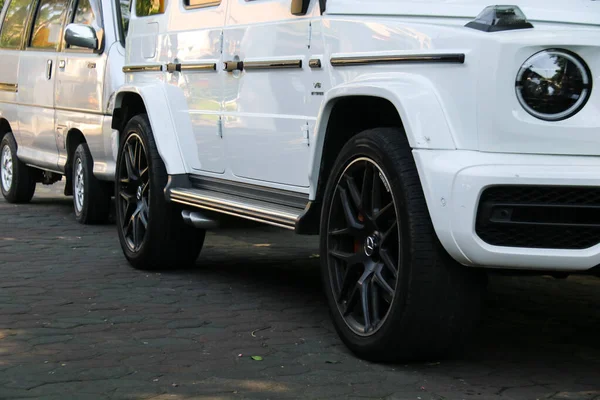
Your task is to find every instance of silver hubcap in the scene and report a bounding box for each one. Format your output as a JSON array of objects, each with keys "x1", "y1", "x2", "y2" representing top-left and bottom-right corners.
[
  {"x1": 74, "y1": 159, "x2": 85, "y2": 212},
  {"x1": 1, "y1": 144, "x2": 13, "y2": 192}
]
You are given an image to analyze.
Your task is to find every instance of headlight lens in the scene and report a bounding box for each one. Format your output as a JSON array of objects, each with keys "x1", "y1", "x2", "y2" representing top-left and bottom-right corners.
[{"x1": 516, "y1": 49, "x2": 592, "y2": 121}]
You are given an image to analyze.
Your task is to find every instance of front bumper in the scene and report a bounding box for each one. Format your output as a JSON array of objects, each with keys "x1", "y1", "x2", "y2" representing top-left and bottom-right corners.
[{"x1": 413, "y1": 149, "x2": 600, "y2": 272}]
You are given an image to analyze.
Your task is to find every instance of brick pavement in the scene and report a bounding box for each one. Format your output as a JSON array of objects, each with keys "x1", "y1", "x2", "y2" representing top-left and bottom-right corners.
[{"x1": 0, "y1": 182, "x2": 599, "y2": 400}]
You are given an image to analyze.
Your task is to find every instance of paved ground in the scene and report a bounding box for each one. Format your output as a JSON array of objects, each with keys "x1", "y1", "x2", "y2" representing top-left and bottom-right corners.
[{"x1": 0, "y1": 182, "x2": 599, "y2": 400}]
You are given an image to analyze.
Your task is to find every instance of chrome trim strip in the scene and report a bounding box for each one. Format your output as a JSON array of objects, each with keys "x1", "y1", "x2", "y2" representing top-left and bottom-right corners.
[
  {"x1": 330, "y1": 53, "x2": 466, "y2": 67},
  {"x1": 0, "y1": 100, "x2": 109, "y2": 116},
  {"x1": 122, "y1": 65, "x2": 163, "y2": 73},
  {"x1": 180, "y1": 63, "x2": 217, "y2": 71},
  {"x1": 170, "y1": 188, "x2": 300, "y2": 230},
  {"x1": 0, "y1": 83, "x2": 18, "y2": 93},
  {"x1": 308, "y1": 59, "x2": 322, "y2": 69},
  {"x1": 243, "y1": 59, "x2": 303, "y2": 70}
]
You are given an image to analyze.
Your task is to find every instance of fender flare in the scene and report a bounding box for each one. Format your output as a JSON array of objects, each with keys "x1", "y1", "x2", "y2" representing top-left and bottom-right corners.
[
  {"x1": 112, "y1": 83, "x2": 199, "y2": 175},
  {"x1": 308, "y1": 73, "x2": 458, "y2": 199}
]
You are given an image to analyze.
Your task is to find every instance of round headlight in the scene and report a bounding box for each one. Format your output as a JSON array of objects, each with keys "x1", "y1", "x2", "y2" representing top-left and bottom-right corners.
[{"x1": 516, "y1": 49, "x2": 592, "y2": 121}]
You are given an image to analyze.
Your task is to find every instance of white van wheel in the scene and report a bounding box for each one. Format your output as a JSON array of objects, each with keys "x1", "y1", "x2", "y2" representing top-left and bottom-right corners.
[
  {"x1": 0, "y1": 133, "x2": 36, "y2": 203},
  {"x1": 72, "y1": 143, "x2": 111, "y2": 224}
]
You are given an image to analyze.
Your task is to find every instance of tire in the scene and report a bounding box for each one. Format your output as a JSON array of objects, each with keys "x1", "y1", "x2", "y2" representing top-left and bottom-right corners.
[
  {"x1": 72, "y1": 143, "x2": 111, "y2": 224},
  {"x1": 1, "y1": 132, "x2": 36, "y2": 203},
  {"x1": 319, "y1": 128, "x2": 486, "y2": 362},
  {"x1": 115, "y1": 114, "x2": 206, "y2": 270}
]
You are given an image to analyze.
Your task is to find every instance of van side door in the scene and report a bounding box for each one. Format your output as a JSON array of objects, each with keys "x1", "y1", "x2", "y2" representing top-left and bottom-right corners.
[
  {"x1": 17, "y1": 0, "x2": 70, "y2": 171},
  {"x1": 0, "y1": 0, "x2": 34, "y2": 142},
  {"x1": 55, "y1": 0, "x2": 107, "y2": 169}
]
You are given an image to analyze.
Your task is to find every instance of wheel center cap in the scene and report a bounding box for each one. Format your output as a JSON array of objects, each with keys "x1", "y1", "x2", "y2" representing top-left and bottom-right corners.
[
  {"x1": 136, "y1": 186, "x2": 142, "y2": 201},
  {"x1": 364, "y1": 235, "x2": 378, "y2": 257}
]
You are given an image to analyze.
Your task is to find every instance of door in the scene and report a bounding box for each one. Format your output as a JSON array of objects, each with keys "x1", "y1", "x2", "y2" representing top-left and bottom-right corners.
[
  {"x1": 55, "y1": 0, "x2": 106, "y2": 164},
  {"x1": 162, "y1": 0, "x2": 227, "y2": 173},
  {"x1": 17, "y1": 0, "x2": 70, "y2": 170},
  {"x1": 0, "y1": 0, "x2": 34, "y2": 140},
  {"x1": 222, "y1": 0, "x2": 319, "y2": 188}
]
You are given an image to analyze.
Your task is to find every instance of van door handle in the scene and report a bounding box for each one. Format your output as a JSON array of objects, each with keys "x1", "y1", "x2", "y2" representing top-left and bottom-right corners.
[
  {"x1": 223, "y1": 61, "x2": 243, "y2": 72},
  {"x1": 46, "y1": 59, "x2": 53, "y2": 80}
]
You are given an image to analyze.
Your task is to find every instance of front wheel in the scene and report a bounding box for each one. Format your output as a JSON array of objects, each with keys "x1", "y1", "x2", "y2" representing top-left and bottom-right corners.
[
  {"x1": 320, "y1": 128, "x2": 486, "y2": 362},
  {"x1": 115, "y1": 114, "x2": 206, "y2": 270},
  {"x1": 1, "y1": 133, "x2": 36, "y2": 203}
]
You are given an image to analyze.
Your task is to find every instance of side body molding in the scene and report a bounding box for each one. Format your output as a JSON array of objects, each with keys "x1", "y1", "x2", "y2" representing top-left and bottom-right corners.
[
  {"x1": 308, "y1": 74, "x2": 458, "y2": 199},
  {"x1": 112, "y1": 83, "x2": 199, "y2": 175}
]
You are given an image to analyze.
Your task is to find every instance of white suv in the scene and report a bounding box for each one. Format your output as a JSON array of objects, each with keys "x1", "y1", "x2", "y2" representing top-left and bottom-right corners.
[
  {"x1": 0, "y1": 0, "x2": 129, "y2": 223},
  {"x1": 112, "y1": 0, "x2": 599, "y2": 360}
]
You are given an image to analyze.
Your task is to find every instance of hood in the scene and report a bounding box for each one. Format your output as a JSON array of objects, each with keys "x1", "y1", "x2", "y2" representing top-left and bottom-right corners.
[{"x1": 325, "y1": 0, "x2": 600, "y2": 26}]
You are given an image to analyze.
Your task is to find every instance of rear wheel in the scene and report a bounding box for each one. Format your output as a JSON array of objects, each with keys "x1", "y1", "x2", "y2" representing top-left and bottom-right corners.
[
  {"x1": 320, "y1": 128, "x2": 486, "y2": 362},
  {"x1": 72, "y1": 143, "x2": 111, "y2": 224},
  {"x1": 116, "y1": 114, "x2": 205, "y2": 270},
  {"x1": 1, "y1": 133, "x2": 36, "y2": 203}
]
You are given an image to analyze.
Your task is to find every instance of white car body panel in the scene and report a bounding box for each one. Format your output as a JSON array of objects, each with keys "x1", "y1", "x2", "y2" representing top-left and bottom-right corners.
[{"x1": 117, "y1": 0, "x2": 600, "y2": 271}]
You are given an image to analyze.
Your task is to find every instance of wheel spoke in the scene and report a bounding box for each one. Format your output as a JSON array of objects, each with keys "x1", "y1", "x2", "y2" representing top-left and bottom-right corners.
[
  {"x1": 380, "y1": 248, "x2": 398, "y2": 279},
  {"x1": 337, "y1": 263, "x2": 361, "y2": 302},
  {"x1": 338, "y1": 187, "x2": 364, "y2": 230},
  {"x1": 371, "y1": 169, "x2": 382, "y2": 215},
  {"x1": 370, "y1": 280, "x2": 381, "y2": 326},
  {"x1": 344, "y1": 176, "x2": 362, "y2": 212},
  {"x1": 358, "y1": 273, "x2": 372, "y2": 333},
  {"x1": 123, "y1": 144, "x2": 136, "y2": 181},
  {"x1": 131, "y1": 210, "x2": 140, "y2": 248},
  {"x1": 374, "y1": 202, "x2": 395, "y2": 223},
  {"x1": 139, "y1": 200, "x2": 149, "y2": 229},
  {"x1": 374, "y1": 270, "x2": 394, "y2": 303},
  {"x1": 361, "y1": 164, "x2": 374, "y2": 216},
  {"x1": 381, "y1": 219, "x2": 398, "y2": 245},
  {"x1": 329, "y1": 227, "x2": 350, "y2": 236},
  {"x1": 342, "y1": 284, "x2": 360, "y2": 316},
  {"x1": 329, "y1": 249, "x2": 361, "y2": 267}
]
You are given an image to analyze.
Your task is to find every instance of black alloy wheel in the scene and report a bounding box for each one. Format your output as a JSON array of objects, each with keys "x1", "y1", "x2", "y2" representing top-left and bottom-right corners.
[
  {"x1": 327, "y1": 157, "x2": 400, "y2": 336},
  {"x1": 117, "y1": 133, "x2": 150, "y2": 253}
]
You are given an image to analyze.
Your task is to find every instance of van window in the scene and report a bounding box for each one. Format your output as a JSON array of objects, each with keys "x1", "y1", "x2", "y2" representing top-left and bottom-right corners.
[
  {"x1": 136, "y1": 0, "x2": 164, "y2": 17},
  {"x1": 118, "y1": 0, "x2": 130, "y2": 40},
  {"x1": 30, "y1": 0, "x2": 69, "y2": 50},
  {"x1": 0, "y1": 0, "x2": 33, "y2": 49}
]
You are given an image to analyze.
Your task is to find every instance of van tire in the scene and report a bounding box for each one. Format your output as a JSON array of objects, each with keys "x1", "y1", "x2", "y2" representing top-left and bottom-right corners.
[
  {"x1": 115, "y1": 114, "x2": 206, "y2": 270},
  {"x1": 319, "y1": 127, "x2": 486, "y2": 362},
  {"x1": 1, "y1": 133, "x2": 36, "y2": 204},
  {"x1": 72, "y1": 143, "x2": 111, "y2": 224}
]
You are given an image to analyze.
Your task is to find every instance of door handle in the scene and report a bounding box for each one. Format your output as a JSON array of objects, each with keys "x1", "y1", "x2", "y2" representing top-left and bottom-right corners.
[
  {"x1": 58, "y1": 60, "x2": 66, "y2": 69},
  {"x1": 46, "y1": 59, "x2": 53, "y2": 80},
  {"x1": 223, "y1": 61, "x2": 243, "y2": 72}
]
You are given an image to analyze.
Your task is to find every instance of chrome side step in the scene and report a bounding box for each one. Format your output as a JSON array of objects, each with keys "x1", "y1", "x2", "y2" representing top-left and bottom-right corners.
[{"x1": 169, "y1": 187, "x2": 306, "y2": 230}]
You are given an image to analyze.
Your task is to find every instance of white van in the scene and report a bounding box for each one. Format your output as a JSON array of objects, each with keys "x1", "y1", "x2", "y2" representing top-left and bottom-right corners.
[
  {"x1": 112, "y1": 0, "x2": 599, "y2": 361},
  {"x1": 0, "y1": 0, "x2": 128, "y2": 223}
]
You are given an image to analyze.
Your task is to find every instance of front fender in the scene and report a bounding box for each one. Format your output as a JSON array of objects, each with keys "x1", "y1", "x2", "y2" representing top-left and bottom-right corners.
[
  {"x1": 308, "y1": 73, "x2": 458, "y2": 199},
  {"x1": 113, "y1": 83, "x2": 198, "y2": 175}
]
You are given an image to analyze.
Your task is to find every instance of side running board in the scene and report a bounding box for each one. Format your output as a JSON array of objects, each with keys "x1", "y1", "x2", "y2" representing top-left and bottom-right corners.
[{"x1": 169, "y1": 187, "x2": 308, "y2": 230}]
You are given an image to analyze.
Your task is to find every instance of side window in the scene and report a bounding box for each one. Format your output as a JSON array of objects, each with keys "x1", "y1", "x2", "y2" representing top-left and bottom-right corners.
[
  {"x1": 30, "y1": 0, "x2": 70, "y2": 50},
  {"x1": 68, "y1": 0, "x2": 104, "y2": 50},
  {"x1": 135, "y1": 0, "x2": 164, "y2": 17},
  {"x1": 119, "y1": 0, "x2": 130, "y2": 40},
  {"x1": 184, "y1": 0, "x2": 219, "y2": 9},
  {"x1": 0, "y1": 0, "x2": 33, "y2": 49}
]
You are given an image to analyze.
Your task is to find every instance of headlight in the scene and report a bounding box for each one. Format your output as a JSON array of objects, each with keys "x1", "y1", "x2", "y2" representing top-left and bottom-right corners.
[{"x1": 516, "y1": 49, "x2": 592, "y2": 121}]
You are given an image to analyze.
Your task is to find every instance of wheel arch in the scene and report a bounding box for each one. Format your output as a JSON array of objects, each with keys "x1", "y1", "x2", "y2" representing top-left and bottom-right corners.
[
  {"x1": 300, "y1": 76, "x2": 457, "y2": 234},
  {"x1": 111, "y1": 84, "x2": 194, "y2": 175},
  {"x1": 0, "y1": 118, "x2": 12, "y2": 141}
]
